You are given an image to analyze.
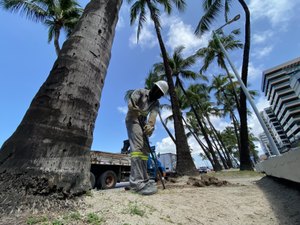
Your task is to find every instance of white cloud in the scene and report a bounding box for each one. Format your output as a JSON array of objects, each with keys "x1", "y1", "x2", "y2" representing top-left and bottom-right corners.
[
  {"x1": 162, "y1": 15, "x2": 210, "y2": 56},
  {"x1": 129, "y1": 17, "x2": 157, "y2": 49},
  {"x1": 117, "y1": 106, "x2": 127, "y2": 114},
  {"x1": 116, "y1": 3, "x2": 130, "y2": 30},
  {"x1": 252, "y1": 31, "x2": 274, "y2": 44},
  {"x1": 249, "y1": 0, "x2": 299, "y2": 27},
  {"x1": 244, "y1": 62, "x2": 263, "y2": 82},
  {"x1": 209, "y1": 115, "x2": 231, "y2": 132},
  {"x1": 156, "y1": 137, "x2": 176, "y2": 154},
  {"x1": 252, "y1": 46, "x2": 273, "y2": 59},
  {"x1": 128, "y1": 13, "x2": 210, "y2": 55}
]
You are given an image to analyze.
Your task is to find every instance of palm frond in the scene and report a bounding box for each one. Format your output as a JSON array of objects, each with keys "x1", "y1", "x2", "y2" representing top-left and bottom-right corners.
[
  {"x1": 47, "y1": 22, "x2": 54, "y2": 42},
  {"x1": 2, "y1": 0, "x2": 48, "y2": 22},
  {"x1": 224, "y1": 0, "x2": 232, "y2": 22},
  {"x1": 137, "y1": 5, "x2": 147, "y2": 42},
  {"x1": 129, "y1": 1, "x2": 142, "y2": 25},
  {"x1": 195, "y1": 0, "x2": 222, "y2": 36},
  {"x1": 157, "y1": 0, "x2": 171, "y2": 14},
  {"x1": 171, "y1": 0, "x2": 186, "y2": 12}
]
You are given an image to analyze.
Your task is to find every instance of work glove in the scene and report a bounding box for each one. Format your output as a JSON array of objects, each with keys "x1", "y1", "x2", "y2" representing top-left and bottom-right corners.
[{"x1": 144, "y1": 124, "x2": 154, "y2": 137}]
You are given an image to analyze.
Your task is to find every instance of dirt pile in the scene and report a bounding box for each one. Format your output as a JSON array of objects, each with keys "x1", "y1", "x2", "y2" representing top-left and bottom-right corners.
[{"x1": 167, "y1": 175, "x2": 229, "y2": 188}]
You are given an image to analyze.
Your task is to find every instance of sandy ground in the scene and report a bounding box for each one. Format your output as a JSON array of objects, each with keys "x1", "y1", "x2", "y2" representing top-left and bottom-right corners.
[{"x1": 1, "y1": 171, "x2": 300, "y2": 225}]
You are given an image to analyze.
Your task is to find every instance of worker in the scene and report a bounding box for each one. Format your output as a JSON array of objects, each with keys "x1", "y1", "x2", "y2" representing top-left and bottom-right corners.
[{"x1": 126, "y1": 80, "x2": 169, "y2": 195}]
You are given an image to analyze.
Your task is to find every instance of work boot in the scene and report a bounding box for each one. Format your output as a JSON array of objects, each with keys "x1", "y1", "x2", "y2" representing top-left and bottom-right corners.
[
  {"x1": 136, "y1": 183, "x2": 157, "y2": 195},
  {"x1": 149, "y1": 179, "x2": 156, "y2": 185}
]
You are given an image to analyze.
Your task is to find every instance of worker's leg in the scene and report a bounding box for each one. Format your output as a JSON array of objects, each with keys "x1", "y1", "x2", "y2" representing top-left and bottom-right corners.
[{"x1": 126, "y1": 121, "x2": 150, "y2": 190}]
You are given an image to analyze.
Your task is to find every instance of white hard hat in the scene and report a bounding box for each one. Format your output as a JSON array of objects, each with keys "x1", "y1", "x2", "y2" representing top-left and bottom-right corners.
[{"x1": 154, "y1": 80, "x2": 169, "y2": 95}]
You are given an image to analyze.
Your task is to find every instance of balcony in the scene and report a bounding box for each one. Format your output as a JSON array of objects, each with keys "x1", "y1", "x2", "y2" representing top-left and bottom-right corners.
[
  {"x1": 274, "y1": 94, "x2": 298, "y2": 115},
  {"x1": 268, "y1": 81, "x2": 290, "y2": 102},
  {"x1": 277, "y1": 100, "x2": 300, "y2": 120}
]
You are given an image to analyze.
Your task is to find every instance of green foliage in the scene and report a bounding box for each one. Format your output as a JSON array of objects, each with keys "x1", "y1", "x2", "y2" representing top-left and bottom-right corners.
[
  {"x1": 26, "y1": 216, "x2": 48, "y2": 225},
  {"x1": 86, "y1": 213, "x2": 104, "y2": 225},
  {"x1": 123, "y1": 201, "x2": 146, "y2": 217},
  {"x1": 85, "y1": 190, "x2": 93, "y2": 197},
  {"x1": 69, "y1": 211, "x2": 82, "y2": 221},
  {"x1": 52, "y1": 220, "x2": 63, "y2": 225},
  {"x1": 1, "y1": 0, "x2": 83, "y2": 54}
]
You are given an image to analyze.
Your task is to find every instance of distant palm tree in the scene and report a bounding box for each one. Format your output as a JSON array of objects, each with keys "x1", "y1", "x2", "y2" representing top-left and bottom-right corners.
[
  {"x1": 197, "y1": 29, "x2": 242, "y2": 109},
  {"x1": 185, "y1": 84, "x2": 223, "y2": 171},
  {"x1": 210, "y1": 74, "x2": 241, "y2": 152},
  {"x1": 128, "y1": 0, "x2": 198, "y2": 175},
  {"x1": 195, "y1": 0, "x2": 252, "y2": 170},
  {"x1": 1, "y1": 0, "x2": 83, "y2": 55}
]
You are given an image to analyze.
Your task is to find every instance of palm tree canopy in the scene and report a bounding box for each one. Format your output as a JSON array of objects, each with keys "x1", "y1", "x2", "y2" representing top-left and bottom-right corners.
[
  {"x1": 127, "y1": 0, "x2": 186, "y2": 42},
  {"x1": 195, "y1": 0, "x2": 232, "y2": 36},
  {"x1": 1, "y1": 0, "x2": 83, "y2": 42},
  {"x1": 197, "y1": 29, "x2": 243, "y2": 73}
]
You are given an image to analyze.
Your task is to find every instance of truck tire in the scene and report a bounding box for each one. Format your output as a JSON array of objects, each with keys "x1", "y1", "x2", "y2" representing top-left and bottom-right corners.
[
  {"x1": 90, "y1": 172, "x2": 96, "y2": 189},
  {"x1": 97, "y1": 170, "x2": 117, "y2": 189}
]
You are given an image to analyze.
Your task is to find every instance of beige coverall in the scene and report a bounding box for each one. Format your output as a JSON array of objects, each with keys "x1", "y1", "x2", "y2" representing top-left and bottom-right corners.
[{"x1": 126, "y1": 89, "x2": 159, "y2": 191}]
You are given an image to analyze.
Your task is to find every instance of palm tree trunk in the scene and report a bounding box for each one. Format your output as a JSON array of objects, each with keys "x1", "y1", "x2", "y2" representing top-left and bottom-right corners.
[
  {"x1": 54, "y1": 28, "x2": 61, "y2": 56},
  {"x1": 0, "y1": 0, "x2": 122, "y2": 196},
  {"x1": 158, "y1": 111, "x2": 176, "y2": 144},
  {"x1": 221, "y1": 89, "x2": 241, "y2": 154},
  {"x1": 230, "y1": 112, "x2": 241, "y2": 154},
  {"x1": 204, "y1": 123, "x2": 227, "y2": 169},
  {"x1": 223, "y1": 64, "x2": 240, "y2": 110},
  {"x1": 182, "y1": 116, "x2": 215, "y2": 168},
  {"x1": 205, "y1": 114, "x2": 233, "y2": 168},
  {"x1": 146, "y1": 0, "x2": 197, "y2": 176},
  {"x1": 237, "y1": 0, "x2": 253, "y2": 171}
]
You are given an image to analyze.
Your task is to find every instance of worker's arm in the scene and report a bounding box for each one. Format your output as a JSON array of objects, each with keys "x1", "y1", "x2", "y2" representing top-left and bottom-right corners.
[
  {"x1": 128, "y1": 90, "x2": 141, "y2": 112},
  {"x1": 144, "y1": 102, "x2": 159, "y2": 136}
]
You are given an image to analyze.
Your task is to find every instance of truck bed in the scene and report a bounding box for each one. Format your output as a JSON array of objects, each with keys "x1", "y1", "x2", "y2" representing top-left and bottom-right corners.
[{"x1": 90, "y1": 151, "x2": 131, "y2": 166}]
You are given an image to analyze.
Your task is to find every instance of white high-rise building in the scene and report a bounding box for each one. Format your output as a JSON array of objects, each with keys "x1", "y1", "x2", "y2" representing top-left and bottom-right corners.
[{"x1": 262, "y1": 57, "x2": 300, "y2": 143}]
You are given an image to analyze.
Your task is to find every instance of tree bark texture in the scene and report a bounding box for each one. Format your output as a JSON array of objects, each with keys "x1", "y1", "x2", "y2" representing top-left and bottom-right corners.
[
  {"x1": 237, "y1": 0, "x2": 253, "y2": 170},
  {"x1": 0, "y1": 0, "x2": 122, "y2": 196}
]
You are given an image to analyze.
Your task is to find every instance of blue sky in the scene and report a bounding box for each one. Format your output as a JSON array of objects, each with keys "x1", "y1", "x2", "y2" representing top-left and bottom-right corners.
[{"x1": 1, "y1": 0, "x2": 300, "y2": 168}]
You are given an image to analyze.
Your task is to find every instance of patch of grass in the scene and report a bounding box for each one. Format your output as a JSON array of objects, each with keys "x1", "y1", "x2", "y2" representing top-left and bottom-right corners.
[
  {"x1": 69, "y1": 211, "x2": 82, "y2": 221},
  {"x1": 51, "y1": 220, "x2": 64, "y2": 225},
  {"x1": 86, "y1": 212, "x2": 104, "y2": 225},
  {"x1": 26, "y1": 216, "x2": 48, "y2": 225},
  {"x1": 85, "y1": 190, "x2": 93, "y2": 197},
  {"x1": 128, "y1": 202, "x2": 145, "y2": 217}
]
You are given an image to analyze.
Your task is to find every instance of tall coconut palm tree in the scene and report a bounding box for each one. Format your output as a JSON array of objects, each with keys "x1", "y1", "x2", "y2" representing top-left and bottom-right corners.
[
  {"x1": 127, "y1": 0, "x2": 198, "y2": 175},
  {"x1": 154, "y1": 46, "x2": 225, "y2": 170},
  {"x1": 1, "y1": 0, "x2": 83, "y2": 55},
  {"x1": 210, "y1": 74, "x2": 241, "y2": 152},
  {"x1": 185, "y1": 84, "x2": 223, "y2": 170},
  {"x1": 195, "y1": 0, "x2": 252, "y2": 170},
  {"x1": 0, "y1": 0, "x2": 122, "y2": 197},
  {"x1": 197, "y1": 29, "x2": 242, "y2": 109}
]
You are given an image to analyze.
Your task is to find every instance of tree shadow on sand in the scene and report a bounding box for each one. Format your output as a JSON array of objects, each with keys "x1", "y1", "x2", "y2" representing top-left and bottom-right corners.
[{"x1": 256, "y1": 176, "x2": 300, "y2": 225}]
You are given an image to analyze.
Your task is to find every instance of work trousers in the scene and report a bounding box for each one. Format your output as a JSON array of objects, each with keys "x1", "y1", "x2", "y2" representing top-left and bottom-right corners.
[{"x1": 126, "y1": 118, "x2": 150, "y2": 191}]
